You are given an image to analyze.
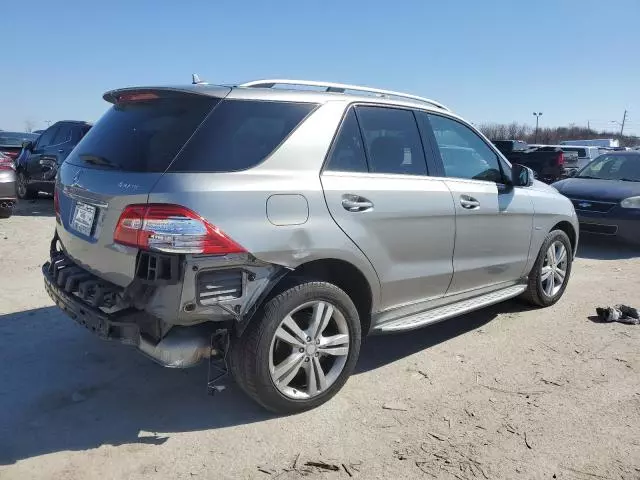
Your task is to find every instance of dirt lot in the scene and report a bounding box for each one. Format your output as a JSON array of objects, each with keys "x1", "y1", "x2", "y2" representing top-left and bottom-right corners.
[{"x1": 1, "y1": 198, "x2": 638, "y2": 480}]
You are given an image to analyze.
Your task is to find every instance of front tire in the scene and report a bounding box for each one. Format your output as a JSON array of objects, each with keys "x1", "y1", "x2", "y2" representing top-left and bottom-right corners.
[
  {"x1": 16, "y1": 171, "x2": 37, "y2": 200},
  {"x1": 230, "y1": 280, "x2": 362, "y2": 414},
  {"x1": 521, "y1": 230, "x2": 573, "y2": 307}
]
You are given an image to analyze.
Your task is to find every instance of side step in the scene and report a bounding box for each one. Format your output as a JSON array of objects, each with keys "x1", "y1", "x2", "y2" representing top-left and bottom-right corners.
[{"x1": 373, "y1": 284, "x2": 527, "y2": 333}]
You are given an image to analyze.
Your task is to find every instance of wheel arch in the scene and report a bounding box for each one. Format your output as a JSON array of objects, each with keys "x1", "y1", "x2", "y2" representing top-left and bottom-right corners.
[
  {"x1": 551, "y1": 220, "x2": 577, "y2": 256},
  {"x1": 240, "y1": 258, "x2": 375, "y2": 337}
]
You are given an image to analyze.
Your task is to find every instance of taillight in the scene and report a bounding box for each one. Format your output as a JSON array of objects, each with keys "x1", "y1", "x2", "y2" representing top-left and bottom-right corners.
[
  {"x1": 556, "y1": 151, "x2": 565, "y2": 166},
  {"x1": 1, "y1": 151, "x2": 17, "y2": 159},
  {"x1": 0, "y1": 159, "x2": 14, "y2": 171},
  {"x1": 114, "y1": 204, "x2": 245, "y2": 255},
  {"x1": 117, "y1": 92, "x2": 159, "y2": 103},
  {"x1": 53, "y1": 187, "x2": 61, "y2": 223}
]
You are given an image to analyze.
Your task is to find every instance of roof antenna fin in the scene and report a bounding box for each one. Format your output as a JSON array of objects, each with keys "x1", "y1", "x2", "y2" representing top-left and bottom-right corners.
[{"x1": 192, "y1": 73, "x2": 206, "y2": 85}]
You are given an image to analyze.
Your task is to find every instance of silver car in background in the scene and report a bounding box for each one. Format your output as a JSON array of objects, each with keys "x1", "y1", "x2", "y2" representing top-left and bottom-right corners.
[
  {"x1": 0, "y1": 152, "x2": 17, "y2": 218},
  {"x1": 43, "y1": 79, "x2": 578, "y2": 412}
]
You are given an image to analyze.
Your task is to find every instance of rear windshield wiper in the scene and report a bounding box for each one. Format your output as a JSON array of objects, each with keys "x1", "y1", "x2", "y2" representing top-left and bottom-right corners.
[
  {"x1": 80, "y1": 154, "x2": 122, "y2": 169},
  {"x1": 618, "y1": 178, "x2": 640, "y2": 182},
  {"x1": 576, "y1": 175, "x2": 601, "y2": 179}
]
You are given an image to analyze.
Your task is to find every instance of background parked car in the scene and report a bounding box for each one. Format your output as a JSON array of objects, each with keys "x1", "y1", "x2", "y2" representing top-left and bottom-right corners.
[
  {"x1": 15, "y1": 120, "x2": 91, "y2": 199},
  {"x1": 553, "y1": 151, "x2": 640, "y2": 245},
  {"x1": 0, "y1": 151, "x2": 17, "y2": 218},
  {"x1": 0, "y1": 131, "x2": 39, "y2": 161},
  {"x1": 530, "y1": 145, "x2": 601, "y2": 172},
  {"x1": 491, "y1": 139, "x2": 576, "y2": 183}
]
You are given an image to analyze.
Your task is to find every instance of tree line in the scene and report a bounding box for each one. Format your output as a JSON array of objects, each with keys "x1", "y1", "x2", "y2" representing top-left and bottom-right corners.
[{"x1": 478, "y1": 122, "x2": 640, "y2": 147}]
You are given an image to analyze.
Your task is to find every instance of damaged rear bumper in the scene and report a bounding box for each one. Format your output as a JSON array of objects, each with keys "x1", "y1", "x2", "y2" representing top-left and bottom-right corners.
[{"x1": 43, "y1": 237, "x2": 287, "y2": 368}]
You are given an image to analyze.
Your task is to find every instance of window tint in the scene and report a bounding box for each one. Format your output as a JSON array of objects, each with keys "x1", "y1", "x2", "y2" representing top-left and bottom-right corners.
[
  {"x1": 35, "y1": 127, "x2": 57, "y2": 149},
  {"x1": 172, "y1": 100, "x2": 316, "y2": 172},
  {"x1": 52, "y1": 125, "x2": 72, "y2": 145},
  {"x1": 325, "y1": 109, "x2": 368, "y2": 172},
  {"x1": 428, "y1": 114, "x2": 503, "y2": 183},
  {"x1": 355, "y1": 106, "x2": 427, "y2": 176},
  {"x1": 66, "y1": 94, "x2": 218, "y2": 172}
]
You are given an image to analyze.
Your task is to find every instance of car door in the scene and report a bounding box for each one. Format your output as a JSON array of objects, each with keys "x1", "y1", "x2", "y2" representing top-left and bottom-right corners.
[
  {"x1": 321, "y1": 105, "x2": 456, "y2": 311},
  {"x1": 26, "y1": 126, "x2": 58, "y2": 181},
  {"x1": 40, "y1": 124, "x2": 73, "y2": 180},
  {"x1": 423, "y1": 112, "x2": 534, "y2": 295}
]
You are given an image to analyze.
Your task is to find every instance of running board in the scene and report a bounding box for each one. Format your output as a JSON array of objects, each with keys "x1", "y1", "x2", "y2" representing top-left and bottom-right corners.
[{"x1": 373, "y1": 284, "x2": 527, "y2": 333}]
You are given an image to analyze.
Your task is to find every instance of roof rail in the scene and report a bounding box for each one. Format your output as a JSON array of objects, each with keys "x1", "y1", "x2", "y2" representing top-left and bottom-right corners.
[{"x1": 239, "y1": 79, "x2": 450, "y2": 112}]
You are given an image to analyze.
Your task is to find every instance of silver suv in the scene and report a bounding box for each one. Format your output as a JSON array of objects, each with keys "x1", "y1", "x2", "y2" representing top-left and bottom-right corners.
[{"x1": 43, "y1": 79, "x2": 578, "y2": 413}]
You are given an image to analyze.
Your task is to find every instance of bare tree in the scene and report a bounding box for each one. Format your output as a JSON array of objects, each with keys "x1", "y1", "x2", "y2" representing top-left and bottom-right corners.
[{"x1": 24, "y1": 119, "x2": 36, "y2": 133}]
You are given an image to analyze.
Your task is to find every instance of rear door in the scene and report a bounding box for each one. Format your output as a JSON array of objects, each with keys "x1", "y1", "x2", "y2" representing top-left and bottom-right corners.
[
  {"x1": 57, "y1": 89, "x2": 227, "y2": 286},
  {"x1": 424, "y1": 112, "x2": 534, "y2": 295},
  {"x1": 321, "y1": 106, "x2": 456, "y2": 310}
]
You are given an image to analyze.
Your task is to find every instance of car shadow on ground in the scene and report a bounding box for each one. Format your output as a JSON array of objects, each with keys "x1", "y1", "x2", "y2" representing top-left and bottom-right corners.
[
  {"x1": 0, "y1": 300, "x2": 522, "y2": 464},
  {"x1": 576, "y1": 235, "x2": 639, "y2": 260},
  {"x1": 9, "y1": 197, "x2": 54, "y2": 217}
]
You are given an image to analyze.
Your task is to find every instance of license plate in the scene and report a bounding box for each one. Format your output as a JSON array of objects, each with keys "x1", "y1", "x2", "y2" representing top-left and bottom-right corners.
[{"x1": 71, "y1": 202, "x2": 96, "y2": 236}]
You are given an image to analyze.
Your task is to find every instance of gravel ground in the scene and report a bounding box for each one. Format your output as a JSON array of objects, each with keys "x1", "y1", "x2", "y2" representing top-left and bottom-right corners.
[{"x1": 1, "y1": 199, "x2": 639, "y2": 480}]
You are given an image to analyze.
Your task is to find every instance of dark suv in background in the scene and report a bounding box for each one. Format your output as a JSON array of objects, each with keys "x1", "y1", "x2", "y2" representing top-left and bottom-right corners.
[{"x1": 16, "y1": 120, "x2": 91, "y2": 199}]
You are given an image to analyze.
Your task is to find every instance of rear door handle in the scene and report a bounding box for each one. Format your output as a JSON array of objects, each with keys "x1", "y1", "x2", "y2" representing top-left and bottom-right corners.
[
  {"x1": 341, "y1": 194, "x2": 374, "y2": 212},
  {"x1": 460, "y1": 195, "x2": 480, "y2": 210}
]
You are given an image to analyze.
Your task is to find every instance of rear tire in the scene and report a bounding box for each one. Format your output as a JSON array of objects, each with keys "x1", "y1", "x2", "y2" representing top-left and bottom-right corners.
[
  {"x1": 230, "y1": 280, "x2": 362, "y2": 414},
  {"x1": 521, "y1": 230, "x2": 573, "y2": 307},
  {"x1": 16, "y1": 171, "x2": 37, "y2": 200}
]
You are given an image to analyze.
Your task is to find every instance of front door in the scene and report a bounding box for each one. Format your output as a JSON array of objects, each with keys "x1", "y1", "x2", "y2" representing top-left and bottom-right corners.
[
  {"x1": 425, "y1": 112, "x2": 534, "y2": 295},
  {"x1": 27, "y1": 126, "x2": 58, "y2": 181},
  {"x1": 321, "y1": 106, "x2": 456, "y2": 310}
]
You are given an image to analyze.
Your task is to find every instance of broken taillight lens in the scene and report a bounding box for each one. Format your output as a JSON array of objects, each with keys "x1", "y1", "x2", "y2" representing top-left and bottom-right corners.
[{"x1": 114, "y1": 204, "x2": 245, "y2": 255}]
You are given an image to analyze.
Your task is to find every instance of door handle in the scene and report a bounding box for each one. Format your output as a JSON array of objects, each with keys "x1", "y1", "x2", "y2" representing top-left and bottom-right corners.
[
  {"x1": 58, "y1": 149, "x2": 64, "y2": 153},
  {"x1": 460, "y1": 195, "x2": 480, "y2": 210},
  {"x1": 341, "y1": 194, "x2": 374, "y2": 212}
]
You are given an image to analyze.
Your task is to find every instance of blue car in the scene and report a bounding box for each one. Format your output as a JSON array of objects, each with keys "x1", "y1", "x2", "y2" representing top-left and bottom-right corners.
[{"x1": 553, "y1": 152, "x2": 640, "y2": 245}]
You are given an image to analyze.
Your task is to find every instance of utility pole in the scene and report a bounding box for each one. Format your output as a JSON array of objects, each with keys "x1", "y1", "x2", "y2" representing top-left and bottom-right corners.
[
  {"x1": 533, "y1": 112, "x2": 543, "y2": 143},
  {"x1": 620, "y1": 110, "x2": 627, "y2": 136}
]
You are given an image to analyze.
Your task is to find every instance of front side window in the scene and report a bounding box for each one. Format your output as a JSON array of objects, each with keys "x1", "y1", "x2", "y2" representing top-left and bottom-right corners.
[
  {"x1": 35, "y1": 127, "x2": 57, "y2": 149},
  {"x1": 355, "y1": 106, "x2": 427, "y2": 176},
  {"x1": 325, "y1": 109, "x2": 368, "y2": 173},
  {"x1": 428, "y1": 114, "x2": 503, "y2": 183},
  {"x1": 52, "y1": 125, "x2": 72, "y2": 145}
]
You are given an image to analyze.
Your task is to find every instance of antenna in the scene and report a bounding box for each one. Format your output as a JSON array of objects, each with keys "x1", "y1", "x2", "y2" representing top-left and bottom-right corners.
[{"x1": 192, "y1": 73, "x2": 206, "y2": 85}]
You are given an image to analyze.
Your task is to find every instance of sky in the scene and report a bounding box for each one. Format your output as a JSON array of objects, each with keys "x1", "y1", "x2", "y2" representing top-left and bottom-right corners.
[{"x1": 2, "y1": 0, "x2": 640, "y2": 135}]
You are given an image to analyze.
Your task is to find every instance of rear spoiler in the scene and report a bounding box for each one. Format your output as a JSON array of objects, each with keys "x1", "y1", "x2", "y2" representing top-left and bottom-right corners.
[{"x1": 103, "y1": 85, "x2": 232, "y2": 104}]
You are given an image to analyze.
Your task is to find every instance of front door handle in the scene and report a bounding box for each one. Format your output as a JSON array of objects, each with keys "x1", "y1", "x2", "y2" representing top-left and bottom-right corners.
[
  {"x1": 460, "y1": 195, "x2": 480, "y2": 210},
  {"x1": 58, "y1": 149, "x2": 64, "y2": 153},
  {"x1": 342, "y1": 194, "x2": 374, "y2": 212}
]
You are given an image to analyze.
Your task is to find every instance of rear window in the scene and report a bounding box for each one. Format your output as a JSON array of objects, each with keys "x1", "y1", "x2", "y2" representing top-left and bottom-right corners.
[
  {"x1": 67, "y1": 93, "x2": 219, "y2": 172},
  {"x1": 561, "y1": 147, "x2": 587, "y2": 158},
  {"x1": 170, "y1": 99, "x2": 317, "y2": 172}
]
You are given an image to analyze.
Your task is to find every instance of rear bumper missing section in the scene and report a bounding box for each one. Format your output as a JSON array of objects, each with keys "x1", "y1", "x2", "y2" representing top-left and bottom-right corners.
[{"x1": 43, "y1": 257, "x2": 214, "y2": 368}]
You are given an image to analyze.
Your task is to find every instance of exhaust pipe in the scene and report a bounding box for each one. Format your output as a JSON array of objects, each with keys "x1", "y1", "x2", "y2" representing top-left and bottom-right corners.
[{"x1": 138, "y1": 325, "x2": 213, "y2": 368}]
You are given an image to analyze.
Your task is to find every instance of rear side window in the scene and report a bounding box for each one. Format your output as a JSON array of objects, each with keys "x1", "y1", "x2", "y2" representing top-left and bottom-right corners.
[
  {"x1": 172, "y1": 100, "x2": 317, "y2": 172},
  {"x1": 67, "y1": 94, "x2": 219, "y2": 172},
  {"x1": 325, "y1": 109, "x2": 368, "y2": 172},
  {"x1": 355, "y1": 106, "x2": 427, "y2": 176}
]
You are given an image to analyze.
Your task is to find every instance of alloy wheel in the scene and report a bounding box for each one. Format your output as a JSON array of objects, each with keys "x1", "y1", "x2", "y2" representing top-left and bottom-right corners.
[
  {"x1": 540, "y1": 240, "x2": 568, "y2": 297},
  {"x1": 269, "y1": 300, "x2": 350, "y2": 399}
]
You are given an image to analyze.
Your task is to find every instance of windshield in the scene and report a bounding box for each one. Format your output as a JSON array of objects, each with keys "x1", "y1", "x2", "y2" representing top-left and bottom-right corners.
[
  {"x1": 578, "y1": 154, "x2": 640, "y2": 181},
  {"x1": 0, "y1": 132, "x2": 39, "y2": 146}
]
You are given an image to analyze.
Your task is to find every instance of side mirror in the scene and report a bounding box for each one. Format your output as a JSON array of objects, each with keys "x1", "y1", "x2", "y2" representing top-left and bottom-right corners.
[
  {"x1": 512, "y1": 164, "x2": 534, "y2": 187},
  {"x1": 22, "y1": 141, "x2": 33, "y2": 150}
]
